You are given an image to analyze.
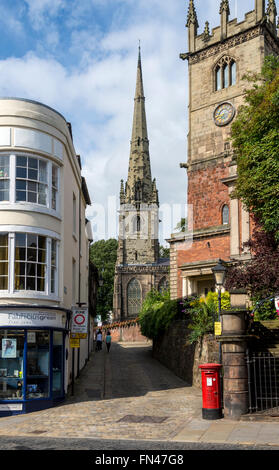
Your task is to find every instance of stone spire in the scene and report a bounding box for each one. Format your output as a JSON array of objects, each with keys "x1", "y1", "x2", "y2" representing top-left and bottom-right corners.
[
  {"x1": 124, "y1": 46, "x2": 154, "y2": 206},
  {"x1": 186, "y1": 0, "x2": 199, "y2": 52},
  {"x1": 186, "y1": 0, "x2": 199, "y2": 28},
  {"x1": 267, "y1": 0, "x2": 277, "y2": 33},
  {"x1": 220, "y1": 1, "x2": 230, "y2": 40}
]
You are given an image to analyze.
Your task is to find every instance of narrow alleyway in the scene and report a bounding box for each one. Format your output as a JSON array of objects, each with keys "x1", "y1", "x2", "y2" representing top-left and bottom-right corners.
[{"x1": 0, "y1": 342, "x2": 203, "y2": 441}]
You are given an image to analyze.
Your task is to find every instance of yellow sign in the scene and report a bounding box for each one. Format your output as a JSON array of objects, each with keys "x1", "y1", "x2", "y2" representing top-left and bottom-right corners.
[
  {"x1": 214, "y1": 322, "x2": 222, "y2": 336},
  {"x1": 71, "y1": 333, "x2": 87, "y2": 339},
  {"x1": 70, "y1": 338, "x2": 80, "y2": 348}
]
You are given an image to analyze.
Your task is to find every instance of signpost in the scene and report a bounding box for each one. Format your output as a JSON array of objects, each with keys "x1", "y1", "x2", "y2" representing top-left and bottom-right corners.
[{"x1": 71, "y1": 308, "x2": 88, "y2": 336}]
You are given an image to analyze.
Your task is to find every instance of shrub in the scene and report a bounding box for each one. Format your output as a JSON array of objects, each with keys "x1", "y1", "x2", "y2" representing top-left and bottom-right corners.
[{"x1": 138, "y1": 289, "x2": 178, "y2": 339}]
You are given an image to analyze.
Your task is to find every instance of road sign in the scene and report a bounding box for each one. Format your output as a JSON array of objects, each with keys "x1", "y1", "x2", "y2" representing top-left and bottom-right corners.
[
  {"x1": 70, "y1": 338, "x2": 80, "y2": 348},
  {"x1": 71, "y1": 308, "x2": 88, "y2": 334},
  {"x1": 70, "y1": 333, "x2": 87, "y2": 339}
]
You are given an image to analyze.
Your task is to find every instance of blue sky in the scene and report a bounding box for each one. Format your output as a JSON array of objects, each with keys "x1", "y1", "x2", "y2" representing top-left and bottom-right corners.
[{"x1": 0, "y1": 0, "x2": 276, "y2": 242}]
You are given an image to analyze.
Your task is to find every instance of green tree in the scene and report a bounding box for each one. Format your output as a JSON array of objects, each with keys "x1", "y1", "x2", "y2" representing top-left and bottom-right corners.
[
  {"x1": 90, "y1": 239, "x2": 118, "y2": 322},
  {"x1": 231, "y1": 55, "x2": 279, "y2": 240}
]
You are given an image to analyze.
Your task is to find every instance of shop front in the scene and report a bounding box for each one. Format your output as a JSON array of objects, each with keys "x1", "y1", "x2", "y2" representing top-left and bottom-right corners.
[{"x1": 0, "y1": 307, "x2": 70, "y2": 416}]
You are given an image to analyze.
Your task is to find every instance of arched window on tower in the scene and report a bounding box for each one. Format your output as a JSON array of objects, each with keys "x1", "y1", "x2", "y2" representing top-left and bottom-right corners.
[
  {"x1": 214, "y1": 57, "x2": 236, "y2": 91},
  {"x1": 222, "y1": 204, "x2": 229, "y2": 225},
  {"x1": 133, "y1": 215, "x2": 141, "y2": 233},
  {"x1": 127, "y1": 278, "x2": 142, "y2": 316}
]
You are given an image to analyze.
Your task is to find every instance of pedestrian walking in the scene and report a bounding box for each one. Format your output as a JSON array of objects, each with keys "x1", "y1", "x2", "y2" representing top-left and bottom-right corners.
[
  {"x1": 95, "y1": 329, "x2": 103, "y2": 351},
  {"x1": 105, "y1": 331, "x2": 112, "y2": 353}
]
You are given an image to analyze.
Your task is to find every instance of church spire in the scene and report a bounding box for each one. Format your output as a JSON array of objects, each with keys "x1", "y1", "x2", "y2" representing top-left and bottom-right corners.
[
  {"x1": 267, "y1": 0, "x2": 277, "y2": 34},
  {"x1": 186, "y1": 0, "x2": 199, "y2": 52},
  {"x1": 124, "y1": 46, "x2": 153, "y2": 205}
]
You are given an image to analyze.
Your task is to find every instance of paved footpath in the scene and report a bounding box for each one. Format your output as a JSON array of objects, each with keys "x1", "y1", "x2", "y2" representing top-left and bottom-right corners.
[{"x1": 0, "y1": 342, "x2": 278, "y2": 448}]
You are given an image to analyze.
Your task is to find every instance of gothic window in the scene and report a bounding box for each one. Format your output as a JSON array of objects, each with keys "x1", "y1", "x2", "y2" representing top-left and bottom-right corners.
[
  {"x1": 214, "y1": 57, "x2": 236, "y2": 91},
  {"x1": 133, "y1": 215, "x2": 141, "y2": 233},
  {"x1": 127, "y1": 278, "x2": 142, "y2": 316},
  {"x1": 135, "y1": 181, "x2": 142, "y2": 201},
  {"x1": 158, "y1": 277, "x2": 169, "y2": 293},
  {"x1": 222, "y1": 204, "x2": 229, "y2": 225}
]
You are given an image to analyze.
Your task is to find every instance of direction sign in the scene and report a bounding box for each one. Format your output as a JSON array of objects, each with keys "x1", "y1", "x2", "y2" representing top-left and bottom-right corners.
[{"x1": 71, "y1": 308, "x2": 88, "y2": 334}]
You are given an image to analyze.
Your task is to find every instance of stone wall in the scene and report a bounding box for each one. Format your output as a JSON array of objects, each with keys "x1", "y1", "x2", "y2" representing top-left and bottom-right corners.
[
  {"x1": 107, "y1": 323, "x2": 150, "y2": 343},
  {"x1": 152, "y1": 319, "x2": 219, "y2": 388}
]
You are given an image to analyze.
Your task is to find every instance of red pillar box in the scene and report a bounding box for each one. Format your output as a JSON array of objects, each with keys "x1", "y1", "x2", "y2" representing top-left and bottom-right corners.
[{"x1": 199, "y1": 364, "x2": 222, "y2": 420}]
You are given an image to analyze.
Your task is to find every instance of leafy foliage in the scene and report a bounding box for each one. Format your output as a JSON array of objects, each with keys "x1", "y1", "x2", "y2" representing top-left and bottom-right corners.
[
  {"x1": 90, "y1": 238, "x2": 118, "y2": 322},
  {"x1": 231, "y1": 55, "x2": 279, "y2": 240},
  {"x1": 138, "y1": 289, "x2": 178, "y2": 339},
  {"x1": 183, "y1": 292, "x2": 231, "y2": 344},
  {"x1": 139, "y1": 290, "x2": 231, "y2": 343}
]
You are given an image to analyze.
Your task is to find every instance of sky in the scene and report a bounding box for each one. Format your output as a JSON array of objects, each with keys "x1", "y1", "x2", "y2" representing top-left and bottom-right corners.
[{"x1": 0, "y1": 0, "x2": 276, "y2": 244}]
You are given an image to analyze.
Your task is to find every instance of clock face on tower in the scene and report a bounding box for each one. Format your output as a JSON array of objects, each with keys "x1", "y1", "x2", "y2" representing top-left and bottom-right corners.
[{"x1": 213, "y1": 102, "x2": 235, "y2": 127}]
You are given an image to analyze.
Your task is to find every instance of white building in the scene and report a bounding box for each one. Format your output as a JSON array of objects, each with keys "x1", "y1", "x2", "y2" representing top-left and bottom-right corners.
[{"x1": 0, "y1": 98, "x2": 93, "y2": 415}]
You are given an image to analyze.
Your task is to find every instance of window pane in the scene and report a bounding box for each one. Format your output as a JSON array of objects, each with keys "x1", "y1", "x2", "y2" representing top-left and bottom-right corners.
[
  {"x1": 16, "y1": 156, "x2": 27, "y2": 167},
  {"x1": 0, "y1": 276, "x2": 8, "y2": 290},
  {"x1": 16, "y1": 167, "x2": 27, "y2": 179},
  {"x1": 0, "y1": 263, "x2": 8, "y2": 275},
  {"x1": 216, "y1": 67, "x2": 221, "y2": 91},
  {"x1": 28, "y1": 158, "x2": 38, "y2": 169},
  {"x1": 0, "y1": 234, "x2": 8, "y2": 247},
  {"x1": 15, "y1": 233, "x2": 26, "y2": 247},
  {"x1": 27, "y1": 331, "x2": 50, "y2": 399},
  {"x1": 231, "y1": 61, "x2": 236, "y2": 86},
  {"x1": 16, "y1": 180, "x2": 26, "y2": 190},
  {"x1": 224, "y1": 64, "x2": 229, "y2": 88},
  {"x1": 222, "y1": 205, "x2": 230, "y2": 225},
  {"x1": 27, "y1": 234, "x2": 37, "y2": 248},
  {"x1": 26, "y1": 277, "x2": 36, "y2": 290},
  {"x1": 0, "y1": 330, "x2": 24, "y2": 400},
  {"x1": 28, "y1": 168, "x2": 38, "y2": 180},
  {"x1": 127, "y1": 279, "x2": 142, "y2": 316},
  {"x1": 0, "y1": 247, "x2": 8, "y2": 261},
  {"x1": 38, "y1": 184, "x2": 47, "y2": 205},
  {"x1": 39, "y1": 161, "x2": 47, "y2": 183},
  {"x1": 27, "y1": 192, "x2": 37, "y2": 203},
  {"x1": 0, "y1": 180, "x2": 9, "y2": 190},
  {"x1": 16, "y1": 191, "x2": 26, "y2": 202}
]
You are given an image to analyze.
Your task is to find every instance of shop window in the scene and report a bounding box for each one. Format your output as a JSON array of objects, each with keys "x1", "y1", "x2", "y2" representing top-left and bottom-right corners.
[
  {"x1": 0, "y1": 156, "x2": 10, "y2": 202},
  {"x1": 127, "y1": 278, "x2": 142, "y2": 316},
  {"x1": 214, "y1": 57, "x2": 236, "y2": 91},
  {"x1": 15, "y1": 233, "x2": 46, "y2": 292},
  {"x1": 16, "y1": 156, "x2": 47, "y2": 205},
  {"x1": 0, "y1": 330, "x2": 24, "y2": 401},
  {"x1": 26, "y1": 330, "x2": 50, "y2": 399},
  {"x1": 0, "y1": 233, "x2": 8, "y2": 290},
  {"x1": 52, "y1": 331, "x2": 63, "y2": 397}
]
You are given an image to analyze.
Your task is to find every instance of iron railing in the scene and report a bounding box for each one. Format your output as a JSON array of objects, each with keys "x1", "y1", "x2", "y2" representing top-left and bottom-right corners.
[{"x1": 247, "y1": 352, "x2": 279, "y2": 414}]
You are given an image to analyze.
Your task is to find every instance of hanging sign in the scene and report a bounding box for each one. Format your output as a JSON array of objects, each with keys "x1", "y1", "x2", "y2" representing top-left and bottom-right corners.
[{"x1": 71, "y1": 308, "x2": 88, "y2": 334}]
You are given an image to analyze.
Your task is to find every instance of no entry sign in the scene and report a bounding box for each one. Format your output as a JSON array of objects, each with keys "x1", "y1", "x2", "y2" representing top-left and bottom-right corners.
[{"x1": 71, "y1": 308, "x2": 88, "y2": 334}]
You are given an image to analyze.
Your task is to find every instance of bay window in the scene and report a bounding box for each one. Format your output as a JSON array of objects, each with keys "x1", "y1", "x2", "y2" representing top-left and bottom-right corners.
[
  {"x1": 0, "y1": 232, "x2": 58, "y2": 296},
  {"x1": 0, "y1": 154, "x2": 59, "y2": 212}
]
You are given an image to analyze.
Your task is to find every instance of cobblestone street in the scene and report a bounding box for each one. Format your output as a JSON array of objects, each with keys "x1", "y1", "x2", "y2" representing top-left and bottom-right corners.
[{"x1": 0, "y1": 342, "x2": 203, "y2": 442}]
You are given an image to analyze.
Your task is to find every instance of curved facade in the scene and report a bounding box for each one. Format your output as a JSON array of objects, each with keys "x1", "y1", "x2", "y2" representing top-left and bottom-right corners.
[{"x1": 0, "y1": 98, "x2": 92, "y2": 414}]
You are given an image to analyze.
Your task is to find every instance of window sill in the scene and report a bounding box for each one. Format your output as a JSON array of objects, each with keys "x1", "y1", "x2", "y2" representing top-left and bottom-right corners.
[{"x1": 0, "y1": 291, "x2": 60, "y2": 302}]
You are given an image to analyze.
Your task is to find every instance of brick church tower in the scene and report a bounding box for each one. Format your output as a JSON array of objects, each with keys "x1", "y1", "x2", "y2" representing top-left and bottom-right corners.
[
  {"x1": 113, "y1": 48, "x2": 169, "y2": 320},
  {"x1": 168, "y1": 0, "x2": 279, "y2": 299}
]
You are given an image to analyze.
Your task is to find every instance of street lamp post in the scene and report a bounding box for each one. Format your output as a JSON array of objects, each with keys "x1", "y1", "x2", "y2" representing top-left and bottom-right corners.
[{"x1": 212, "y1": 259, "x2": 227, "y2": 364}]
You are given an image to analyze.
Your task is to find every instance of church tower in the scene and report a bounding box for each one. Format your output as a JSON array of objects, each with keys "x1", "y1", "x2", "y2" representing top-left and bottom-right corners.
[
  {"x1": 113, "y1": 48, "x2": 169, "y2": 320},
  {"x1": 168, "y1": 0, "x2": 279, "y2": 299}
]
